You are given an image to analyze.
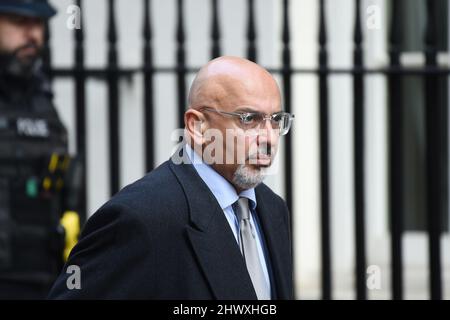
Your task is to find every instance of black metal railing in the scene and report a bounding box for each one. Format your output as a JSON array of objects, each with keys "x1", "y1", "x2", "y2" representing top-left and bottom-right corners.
[
  {"x1": 318, "y1": 0, "x2": 331, "y2": 300},
  {"x1": 423, "y1": 0, "x2": 443, "y2": 301},
  {"x1": 44, "y1": 0, "x2": 447, "y2": 300},
  {"x1": 353, "y1": 0, "x2": 367, "y2": 301},
  {"x1": 388, "y1": 0, "x2": 404, "y2": 301}
]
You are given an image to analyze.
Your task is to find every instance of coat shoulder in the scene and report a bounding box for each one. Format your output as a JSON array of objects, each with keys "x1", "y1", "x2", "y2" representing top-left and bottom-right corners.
[{"x1": 92, "y1": 160, "x2": 188, "y2": 225}]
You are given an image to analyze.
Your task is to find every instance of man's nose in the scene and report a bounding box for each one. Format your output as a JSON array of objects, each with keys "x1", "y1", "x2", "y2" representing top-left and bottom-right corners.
[{"x1": 257, "y1": 119, "x2": 277, "y2": 146}]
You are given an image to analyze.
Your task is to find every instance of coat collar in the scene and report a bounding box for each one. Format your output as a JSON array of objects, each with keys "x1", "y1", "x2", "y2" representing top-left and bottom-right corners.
[{"x1": 255, "y1": 186, "x2": 292, "y2": 299}]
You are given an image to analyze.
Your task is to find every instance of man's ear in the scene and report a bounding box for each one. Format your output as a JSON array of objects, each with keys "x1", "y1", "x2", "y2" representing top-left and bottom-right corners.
[{"x1": 184, "y1": 109, "x2": 206, "y2": 145}]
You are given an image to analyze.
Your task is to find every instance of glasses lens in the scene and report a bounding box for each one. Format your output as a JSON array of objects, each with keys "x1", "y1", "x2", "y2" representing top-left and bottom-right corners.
[
  {"x1": 279, "y1": 114, "x2": 293, "y2": 136},
  {"x1": 241, "y1": 113, "x2": 264, "y2": 128},
  {"x1": 239, "y1": 111, "x2": 293, "y2": 135},
  {"x1": 271, "y1": 113, "x2": 285, "y2": 129}
]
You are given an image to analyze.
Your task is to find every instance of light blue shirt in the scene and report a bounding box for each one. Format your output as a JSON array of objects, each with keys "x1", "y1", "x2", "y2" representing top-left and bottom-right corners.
[{"x1": 185, "y1": 144, "x2": 271, "y2": 296}]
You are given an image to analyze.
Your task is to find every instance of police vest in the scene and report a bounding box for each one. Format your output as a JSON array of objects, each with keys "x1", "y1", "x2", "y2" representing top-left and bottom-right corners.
[{"x1": 0, "y1": 90, "x2": 69, "y2": 288}]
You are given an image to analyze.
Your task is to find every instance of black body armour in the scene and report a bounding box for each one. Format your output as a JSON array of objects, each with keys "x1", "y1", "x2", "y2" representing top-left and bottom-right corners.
[{"x1": 0, "y1": 69, "x2": 68, "y2": 299}]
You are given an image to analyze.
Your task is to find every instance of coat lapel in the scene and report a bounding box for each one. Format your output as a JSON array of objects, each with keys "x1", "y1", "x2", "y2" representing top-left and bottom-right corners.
[
  {"x1": 169, "y1": 153, "x2": 257, "y2": 300},
  {"x1": 255, "y1": 186, "x2": 293, "y2": 299}
]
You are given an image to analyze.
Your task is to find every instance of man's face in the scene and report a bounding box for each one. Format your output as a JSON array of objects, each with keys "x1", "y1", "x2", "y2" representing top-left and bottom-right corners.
[
  {"x1": 0, "y1": 13, "x2": 45, "y2": 64},
  {"x1": 202, "y1": 74, "x2": 282, "y2": 191}
]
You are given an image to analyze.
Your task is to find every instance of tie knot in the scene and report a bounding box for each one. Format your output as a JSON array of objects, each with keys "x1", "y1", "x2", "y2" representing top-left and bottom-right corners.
[{"x1": 234, "y1": 197, "x2": 250, "y2": 221}]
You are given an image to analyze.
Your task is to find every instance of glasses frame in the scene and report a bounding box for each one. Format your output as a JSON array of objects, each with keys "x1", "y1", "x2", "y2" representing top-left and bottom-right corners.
[{"x1": 199, "y1": 106, "x2": 295, "y2": 136}]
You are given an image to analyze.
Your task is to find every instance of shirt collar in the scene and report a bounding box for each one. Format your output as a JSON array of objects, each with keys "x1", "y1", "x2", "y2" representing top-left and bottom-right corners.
[{"x1": 185, "y1": 144, "x2": 257, "y2": 210}]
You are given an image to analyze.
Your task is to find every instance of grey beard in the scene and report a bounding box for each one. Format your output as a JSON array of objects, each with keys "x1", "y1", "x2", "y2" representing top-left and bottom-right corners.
[{"x1": 232, "y1": 164, "x2": 267, "y2": 190}]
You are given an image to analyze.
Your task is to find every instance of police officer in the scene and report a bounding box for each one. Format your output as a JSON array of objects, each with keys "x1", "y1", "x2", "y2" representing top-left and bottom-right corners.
[{"x1": 0, "y1": 0, "x2": 81, "y2": 299}]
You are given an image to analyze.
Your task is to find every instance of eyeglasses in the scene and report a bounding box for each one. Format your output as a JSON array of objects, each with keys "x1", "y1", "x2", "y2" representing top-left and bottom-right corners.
[{"x1": 200, "y1": 106, "x2": 295, "y2": 136}]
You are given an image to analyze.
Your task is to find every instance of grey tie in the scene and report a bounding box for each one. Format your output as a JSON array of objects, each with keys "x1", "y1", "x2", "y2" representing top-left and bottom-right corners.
[{"x1": 233, "y1": 197, "x2": 271, "y2": 300}]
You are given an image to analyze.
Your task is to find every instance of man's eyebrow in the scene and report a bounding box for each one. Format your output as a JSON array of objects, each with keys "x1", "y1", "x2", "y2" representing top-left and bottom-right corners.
[
  {"x1": 233, "y1": 107, "x2": 284, "y2": 114},
  {"x1": 233, "y1": 107, "x2": 260, "y2": 113}
]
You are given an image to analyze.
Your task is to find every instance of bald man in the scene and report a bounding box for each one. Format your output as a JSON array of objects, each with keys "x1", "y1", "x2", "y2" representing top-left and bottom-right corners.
[{"x1": 48, "y1": 57, "x2": 294, "y2": 300}]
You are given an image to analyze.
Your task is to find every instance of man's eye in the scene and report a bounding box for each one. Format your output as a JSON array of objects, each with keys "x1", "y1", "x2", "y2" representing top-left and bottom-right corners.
[
  {"x1": 241, "y1": 113, "x2": 257, "y2": 124},
  {"x1": 272, "y1": 113, "x2": 283, "y2": 122}
]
